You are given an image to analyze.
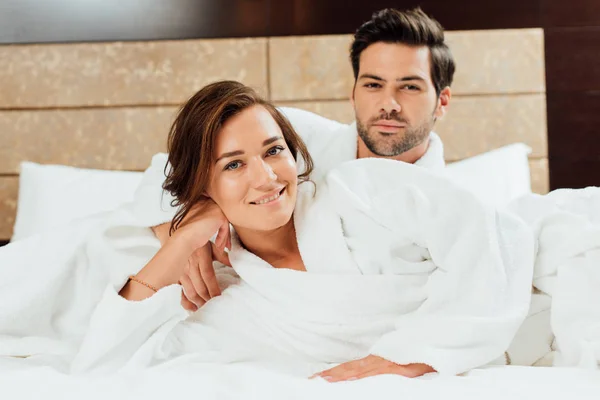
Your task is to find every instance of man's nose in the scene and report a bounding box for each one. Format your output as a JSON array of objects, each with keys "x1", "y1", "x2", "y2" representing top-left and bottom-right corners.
[
  {"x1": 249, "y1": 158, "x2": 277, "y2": 187},
  {"x1": 380, "y1": 93, "x2": 401, "y2": 115}
]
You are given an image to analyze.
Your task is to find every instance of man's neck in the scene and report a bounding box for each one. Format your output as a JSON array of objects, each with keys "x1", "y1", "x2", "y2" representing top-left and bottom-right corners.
[
  {"x1": 356, "y1": 136, "x2": 430, "y2": 164},
  {"x1": 235, "y1": 218, "x2": 298, "y2": 263}
]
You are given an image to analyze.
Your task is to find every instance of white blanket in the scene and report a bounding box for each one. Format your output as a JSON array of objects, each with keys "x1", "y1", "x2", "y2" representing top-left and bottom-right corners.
[
  {"x1": 509, "y1": 187, "x2": 600, "y2": 369},
  {"x1": 1, "y1": 158, "x2": 533, "y2": 376},
  {"x1": 1, "y1": 155, "x2": 598, "y2": 399},
  {"x1": 2, "y1": 359, "x2": 600, "y2": 400}
]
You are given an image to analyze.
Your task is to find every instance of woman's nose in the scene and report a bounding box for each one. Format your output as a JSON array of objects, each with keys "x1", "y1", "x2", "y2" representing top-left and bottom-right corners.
[{"x1": 249, "y1": 158, "x2": 277, "y2": 187}]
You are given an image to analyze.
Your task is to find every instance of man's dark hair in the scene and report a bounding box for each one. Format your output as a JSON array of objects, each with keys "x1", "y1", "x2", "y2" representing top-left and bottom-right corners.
[{"x1": 350, "y1": 7, "x2": 455, "y2": 96}]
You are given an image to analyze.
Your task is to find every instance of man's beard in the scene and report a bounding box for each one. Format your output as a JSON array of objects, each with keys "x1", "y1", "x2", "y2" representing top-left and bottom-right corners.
[{"x1": 356, "y1": 112, "x2": 434, "y2": 157}]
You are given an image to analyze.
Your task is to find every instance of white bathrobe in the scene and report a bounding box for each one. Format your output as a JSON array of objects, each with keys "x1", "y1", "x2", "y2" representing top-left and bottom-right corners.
[
  {"x1": 69, "y1": 158, "x2": 534, "y2": 376},
  {"x1": 133, "y1": 109, "x2": 447, "y2": 227},
  {"x1": 508, "y1": 188, "x2": 600, "y2": 369}
]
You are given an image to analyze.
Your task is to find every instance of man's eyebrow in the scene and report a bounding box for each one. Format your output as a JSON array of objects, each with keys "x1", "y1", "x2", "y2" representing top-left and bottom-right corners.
[
  {"x1": 358, "y1": 73, "x2": 385, "y2": 82},
  {"x1": 397, "y1": 75, "x2": 426, "y2": 83},
  {"x1": 215, "y1": 136, "x2": 283, "y2": 163}
]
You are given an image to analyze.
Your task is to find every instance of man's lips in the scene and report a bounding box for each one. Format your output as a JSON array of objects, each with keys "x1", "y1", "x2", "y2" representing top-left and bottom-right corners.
[
  {"x1": 372, "y1": 121, "x2": 406, "y2": 128},
  {"x1": 371, "y1": 122, "x2": 406, "y2": 133}
]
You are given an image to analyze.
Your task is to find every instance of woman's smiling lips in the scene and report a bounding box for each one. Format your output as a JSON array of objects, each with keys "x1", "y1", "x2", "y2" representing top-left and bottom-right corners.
[{"x1": 249, "y1": 187, "x2": 286, "y2": 205}]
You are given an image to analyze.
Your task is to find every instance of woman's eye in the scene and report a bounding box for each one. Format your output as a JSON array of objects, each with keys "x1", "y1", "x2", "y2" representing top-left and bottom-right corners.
[
  {"x1": 224, "y1": 161, "x2": 242, "y2": 171},
  {"x1": 266, "y1": 145, "x2": 284, "y2": 156}
]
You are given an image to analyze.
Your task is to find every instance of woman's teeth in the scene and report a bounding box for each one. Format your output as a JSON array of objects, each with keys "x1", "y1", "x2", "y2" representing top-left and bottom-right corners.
[{"x1": 254, "y1": 190, "x2": 282, "y2": 205}]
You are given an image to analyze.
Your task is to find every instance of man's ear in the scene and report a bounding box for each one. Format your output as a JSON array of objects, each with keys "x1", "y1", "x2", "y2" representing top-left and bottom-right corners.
[
  {"x1": 350, "y1": 82, "x2": 356, "y2": 108},
  {"x1": 434, "y1": 87, "x2": 451, "y2": 119}
]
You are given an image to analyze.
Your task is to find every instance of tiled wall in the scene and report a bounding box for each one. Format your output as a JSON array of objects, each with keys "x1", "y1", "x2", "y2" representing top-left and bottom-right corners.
[{"x1": 0, "y1": 29, "x2": 548, "y2": 239}]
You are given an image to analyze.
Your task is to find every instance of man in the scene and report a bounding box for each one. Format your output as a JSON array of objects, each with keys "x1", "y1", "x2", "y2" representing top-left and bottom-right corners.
[
  {"x1": 285, "y1": 6, "x2": 452, "y2": 181},
  {"x1": 147, "y1": 7, "x2": 454, "y2": 378}
]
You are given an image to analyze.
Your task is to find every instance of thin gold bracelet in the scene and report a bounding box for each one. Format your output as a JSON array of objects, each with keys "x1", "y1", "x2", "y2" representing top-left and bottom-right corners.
[{"x1": 128, "y1": 275, "x2": 158, "y2": 292}]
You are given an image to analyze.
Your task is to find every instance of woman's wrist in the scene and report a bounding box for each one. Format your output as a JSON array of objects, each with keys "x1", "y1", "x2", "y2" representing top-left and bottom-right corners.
[
  {"x1": 136, "y1": 238, "x2": 195, "y2": 289},
  {"x1": 171, "y1": 223, "x2": 215, "y2": 254}
]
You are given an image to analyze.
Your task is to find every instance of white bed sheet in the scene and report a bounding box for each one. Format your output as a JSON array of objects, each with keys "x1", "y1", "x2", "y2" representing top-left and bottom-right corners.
[{"x1": 1, "y1": 358, "x2": 598, "y2": 400}]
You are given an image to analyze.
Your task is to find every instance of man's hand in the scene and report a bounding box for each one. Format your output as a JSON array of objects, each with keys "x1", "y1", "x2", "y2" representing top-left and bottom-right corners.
[{"x1": 311, "y1": 355, "x2": 435, "y2": 382}]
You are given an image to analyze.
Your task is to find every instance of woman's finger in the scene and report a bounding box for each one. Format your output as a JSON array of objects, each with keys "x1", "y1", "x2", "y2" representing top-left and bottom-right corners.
[
  {"x1": 226, "y1": 232, "x2": 232, "y2": 252},
  {"x1": 187, "y1": 255, "x2": 212, "y2": 302},
  {"x1": 215, "y1": 221, "x2": 230, "y2": 250},
  {"x1": 210, "y1": 241, "x2": 231, "y2": 267},
  {"x1": 197, "y1": 246, "x2": 222, "y2": 298},
  {"x1": 180, "y1": 271, "x2": 207, "y2": 307},
  {"x1": 180, "y1": 291, "x2": 198, "y2": 312}
]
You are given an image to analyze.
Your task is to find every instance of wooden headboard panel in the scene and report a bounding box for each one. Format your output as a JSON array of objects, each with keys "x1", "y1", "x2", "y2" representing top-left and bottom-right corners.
[{"x1": 0, "y1": 28, "x2": 547, "y2": 241}]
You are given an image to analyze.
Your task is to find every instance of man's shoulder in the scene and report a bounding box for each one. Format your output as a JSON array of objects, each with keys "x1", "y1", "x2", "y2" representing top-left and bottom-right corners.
[{"x1": 277, "y1": 106, "x2": 346, "y2": 141}]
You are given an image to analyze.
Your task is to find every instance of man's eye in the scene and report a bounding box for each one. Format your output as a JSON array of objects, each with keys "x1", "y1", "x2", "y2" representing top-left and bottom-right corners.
[
  {"x1": 365, "y1": 83, "x2": 381, "y2": 89},
  {"x1": 266, "y1": 145, "x2": 284, "y2": 156},
  {"x1": 224, "y1": 161, "x2": 242, "y2": 171},
  {"x1": 403, "y1": 85, "x2": 419, "y2": 91}
]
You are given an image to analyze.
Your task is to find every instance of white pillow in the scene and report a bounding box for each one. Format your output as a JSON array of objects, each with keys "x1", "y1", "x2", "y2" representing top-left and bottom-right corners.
[
  {"x1": 445, "y1": 143, "x2": 533, "y2": 207},
  {"x1": 11, "y1": 162, "x2": 144, "y2": 241}
]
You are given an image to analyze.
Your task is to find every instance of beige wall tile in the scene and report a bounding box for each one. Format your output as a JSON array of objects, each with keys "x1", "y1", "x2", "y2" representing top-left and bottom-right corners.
[
  {"x1": 437, "y1": 94, "x2": 547, "y2": 160},
  {"x1": 277, "y1": 100, "x2": 355, "y2": 124},
  {"x1": 530, "y1": 158, "x2": 550, "y2": 194},
  {"x1": 0, "y1": 177, "x2": 18, "y2": 240},
  {"x1": 447, "y1": 29, "x2": 545, "y2": 95},
  {"x1": 269, "y1": 35, "x2": 353, "y2": 101},
  {"x1": 270, "y1": 29, "x2": 544, "y2": 101},
  {"x1": 0, "y1": 38, "x2": 267, "y2": 108},
  {"x1": 278, "y1": 94, "x2": 547, "y2": 160},
  {"x1": 0, "y1": 107, "x2": 178, "y2": 173}
]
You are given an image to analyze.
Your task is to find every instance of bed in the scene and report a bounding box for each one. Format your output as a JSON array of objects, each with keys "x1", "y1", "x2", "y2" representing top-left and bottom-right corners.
[{"x1": 1, "y1": 29, "x2": 599, "y2": 399}]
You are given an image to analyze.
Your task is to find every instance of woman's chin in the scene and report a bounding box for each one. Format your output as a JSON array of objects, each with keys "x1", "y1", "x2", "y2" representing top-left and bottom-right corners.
[
  {"x1": 261, "y1": 213, "x2": 294, "y2": 231},
  {"x1": 247, "y1": 208, "x2": 294, "y2": 232}
]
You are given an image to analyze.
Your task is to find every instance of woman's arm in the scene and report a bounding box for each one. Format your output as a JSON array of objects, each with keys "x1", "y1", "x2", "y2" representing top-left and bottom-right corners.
[
  {"x1": 120, "y1": 200, "x2": 230, "y2": 301},
  {"x1": 151, "y1": 222, "x2": 171, "y2": 246},
  {"x1": 119, "y1": 236, "x2": 196, "y2": 301}
]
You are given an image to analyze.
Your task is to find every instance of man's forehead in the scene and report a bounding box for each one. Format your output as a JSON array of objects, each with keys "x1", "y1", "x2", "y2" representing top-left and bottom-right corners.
[{"x1": 359, "y1": 42, "x2": 432, "y2": 81}]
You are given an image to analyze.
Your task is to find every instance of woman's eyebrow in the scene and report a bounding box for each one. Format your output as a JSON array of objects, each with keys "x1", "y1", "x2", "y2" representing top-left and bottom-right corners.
[
  {"x1": 263, "y1": 136, "x2": 283, "y2": 146},
  {"x1": 216, "y1": 150, "x2": 244, "y2": 163}
]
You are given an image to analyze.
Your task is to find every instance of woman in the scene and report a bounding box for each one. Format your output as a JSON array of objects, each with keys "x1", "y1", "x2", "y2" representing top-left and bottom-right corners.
[{"x1": 72, "y1": 81, "x2": 534, "y2": 379}]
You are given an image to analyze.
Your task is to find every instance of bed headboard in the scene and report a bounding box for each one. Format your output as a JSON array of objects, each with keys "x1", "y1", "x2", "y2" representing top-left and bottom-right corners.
[{"x1": 0, "y1": 28, "x2": 547, "y2": 241}]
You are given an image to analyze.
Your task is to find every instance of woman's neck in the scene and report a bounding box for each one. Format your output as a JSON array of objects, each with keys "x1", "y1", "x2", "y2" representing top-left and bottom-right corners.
[{"x1": 234, "y1": 218, "x2": 299, "y2": 263}]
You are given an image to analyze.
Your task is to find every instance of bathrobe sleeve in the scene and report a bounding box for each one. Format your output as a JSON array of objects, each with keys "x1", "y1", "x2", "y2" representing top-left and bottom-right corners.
[
  {"x1": 71, "y1": 281, "x2": 187, "y2": 374},
  {"x1": 326, "y1": 159, "x2": 535, "y2": 375}
]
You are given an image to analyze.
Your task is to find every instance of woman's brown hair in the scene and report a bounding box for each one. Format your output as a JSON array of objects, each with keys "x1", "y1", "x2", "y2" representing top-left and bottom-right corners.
[{"x1": 163, "y1": 80, "x2": 314, "y2": 234}]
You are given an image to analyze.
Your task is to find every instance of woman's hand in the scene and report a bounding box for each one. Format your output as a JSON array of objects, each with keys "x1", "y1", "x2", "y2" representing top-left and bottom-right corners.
[
  {"x1": 310, "y1": 355, "x2": 435, "y2": 382},
  {"x1": 179, "y1": 241, "x2": 231, "y2": 311},
  {"x1": 122, "y1": 199, "x2": 231, "y2": 302},
  {"x1": 168, "y1": 199, "x2": 233, "y2": 311},
  {"x1": 174, "y1": 199, "x2": 232, "y2": 254},
  {"x1": 151, "y1": 204, "x2": 232, "y2": 311}
]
